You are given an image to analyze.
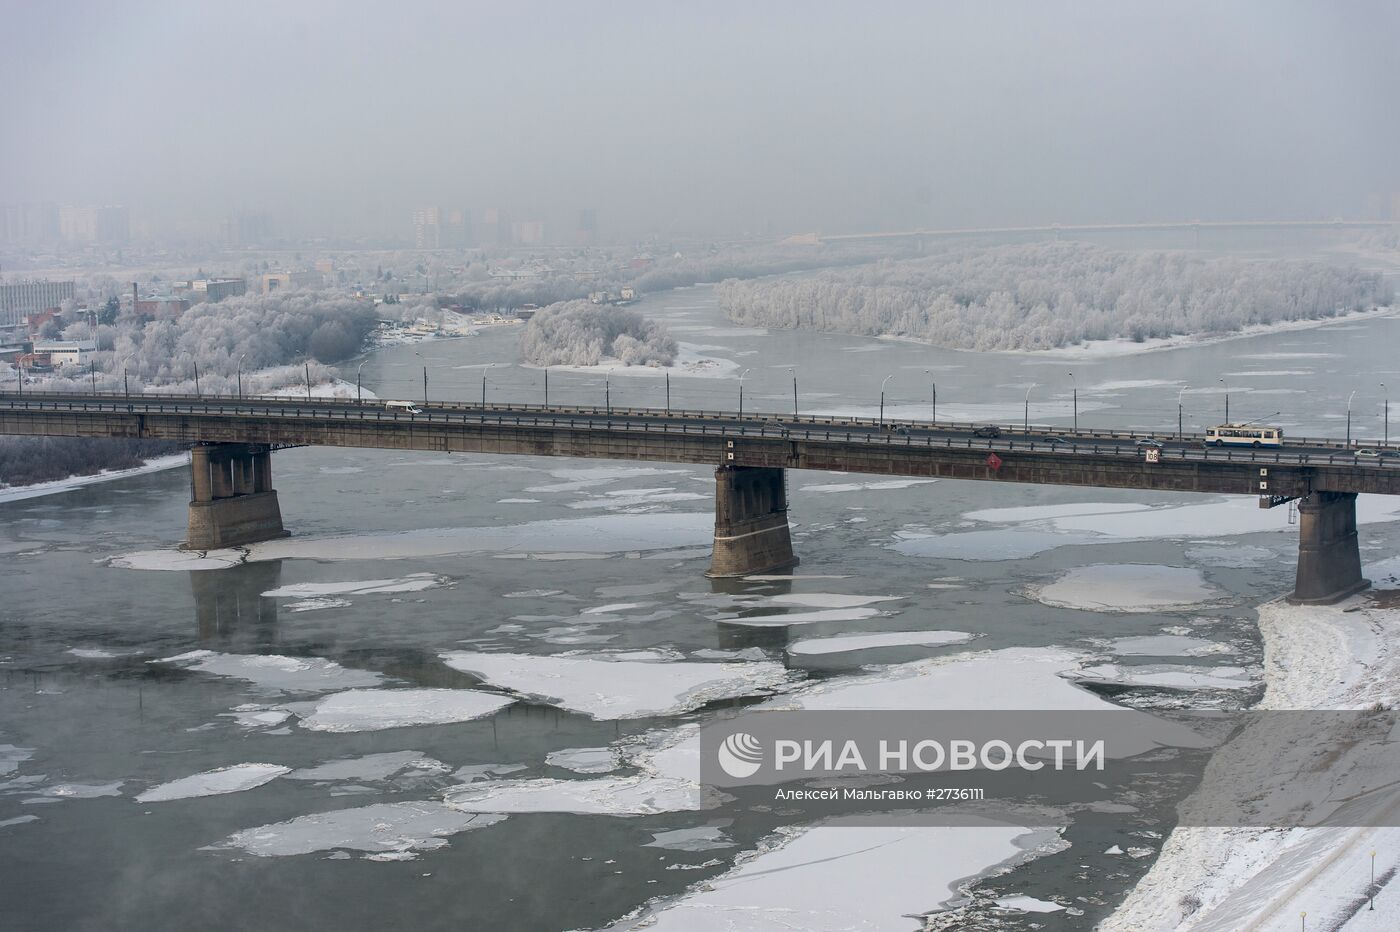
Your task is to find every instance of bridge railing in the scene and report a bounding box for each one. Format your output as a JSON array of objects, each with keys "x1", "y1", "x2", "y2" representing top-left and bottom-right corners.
[{"x1": 2, "y1": 389, "x2": 1398, "y2": 470}]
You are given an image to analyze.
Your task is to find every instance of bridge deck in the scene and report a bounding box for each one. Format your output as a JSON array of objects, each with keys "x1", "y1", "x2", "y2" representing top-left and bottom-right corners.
[{"x1": 3, "y1": 391, "x2": 1399, "y2": 498}]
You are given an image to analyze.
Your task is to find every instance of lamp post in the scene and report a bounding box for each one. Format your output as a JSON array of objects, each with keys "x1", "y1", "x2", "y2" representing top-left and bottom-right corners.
[
  {"x1": 790, "y1": 367, "x2": 798, "y2": 418},
  {"x1": 90, "y1": 361, "x2": 97, "y2": 393},
  {"x1": 1069, "y1": 371, "x2": 1077, "y2": 432},
  {"x1": 879, "y1": 373, "x2": 894, "y2": 428},
  {"x1": 1370, "y1": 849, "x2": 1376, "y2": 910},
  {"x1": 1178, "y1": 384, "x2": 1188, "y2": 440},
  {"x1": 1219, "y1": 377, "x2": 1228, "y2": 423},
  {"x1": 412, "y1": 350, "x2": 429, "y2": 406},
  {"x1": 1024, "y1": 384, "x2": 1035, "y2": 435},
  {"x1": 544, "y1": 367, "x2": 549, "y2": 407},
  {"x1": 606, "y1": 367, "x2": 614, "y2": 414},
  {"x1": 355, "y1": 361, "x2": 365, "y2": 404},
  {"x1": 121, "y1": 354, "x2": 132, "y2": 399},
  {"x1": 738, "y1": 368, "x2": 751, "y2": 418},
  {"x1": 302, "y1": 360, "x2": 311, "y2": 401},
  {"x1": 665, "y1": 371, "x2": 671, "y2": 414},
  {"x1": 237, "y1": 353, "x2": 247, "y2": 399},
  {"x1": 925, "y1": 369, "x2": 936, "y2": 425},
  {"x1": 1382, "y1": 383, "x2": 1389, "y2": 446},
  {"x1": 1347, "y1": 389, "x2": 1357, "y2": 447},
  {"x1": 195, "y1": 361, "x2": 203, "y2": 398}
]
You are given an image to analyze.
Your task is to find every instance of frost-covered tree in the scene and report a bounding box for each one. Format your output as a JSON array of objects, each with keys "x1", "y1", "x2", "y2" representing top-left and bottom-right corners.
[
  {"x1": 715, "y1": 242, "x2": 1392, "y2": 351},
  {"x1": 519, "y1": 301, "x2": 678, "y2": 367}
]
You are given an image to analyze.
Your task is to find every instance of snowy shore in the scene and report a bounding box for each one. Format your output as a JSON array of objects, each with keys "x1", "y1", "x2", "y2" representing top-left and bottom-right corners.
[
  {"x1": 1102, "y1": 557, "x2": 1400, "y2": 931},
  {"x1": 0, "y1": 454, "x2": 188, "y2": 504}
]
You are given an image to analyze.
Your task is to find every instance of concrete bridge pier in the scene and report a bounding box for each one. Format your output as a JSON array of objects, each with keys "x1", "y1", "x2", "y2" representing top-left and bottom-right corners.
[
  {"x1": 1288, "y1": 491, "x2": 1370, "y2": 605},
  {"x1": 706, "y1": 465, "x2": 798, "y2": 578},
  {"x1": 184, "y1": 443, "x2": 289, "y2": 550}
]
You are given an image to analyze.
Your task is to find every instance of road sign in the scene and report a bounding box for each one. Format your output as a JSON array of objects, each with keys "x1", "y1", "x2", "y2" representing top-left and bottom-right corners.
[
  {"x1": 1145, "y1": 447, "x2": 1160, "y2": 463},
  {"x1": 987, "y1": 452, "x2": 1003, "y2": 470}
]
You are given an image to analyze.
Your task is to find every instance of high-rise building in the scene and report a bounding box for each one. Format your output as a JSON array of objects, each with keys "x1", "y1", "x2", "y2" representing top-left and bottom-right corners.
[
  {"x1": 0, "y1": 203, "x2": 59, "y2": 244},
  {"x1": 479, "y1": 207, "x2": 512, "y2": 247},
  {"x1": 413, "y1": 206, "x2": 442, "y2": 249},
  {"x1": 59, "y1": 206, "x2": 130, "y2": 244},
  {"x1": 512, "y1": 220, "x2": 546, "y2": 246},
  {"x1": 222, "y1": 213, "x2": 272, "y2": 247},
  {"x1": 0, "y1": 280, "x2": 75, "y2": 329}
]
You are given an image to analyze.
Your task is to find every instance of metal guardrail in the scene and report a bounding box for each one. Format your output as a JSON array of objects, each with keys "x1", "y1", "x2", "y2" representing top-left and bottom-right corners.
[{"x1": 1, "y1": 390, "x2": 1397, "y2": 470}]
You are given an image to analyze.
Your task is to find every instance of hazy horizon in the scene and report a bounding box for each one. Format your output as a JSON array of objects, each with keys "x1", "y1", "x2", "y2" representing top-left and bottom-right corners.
[{"x1": 5, "y1": 0, "x2": 1399, "y2": 240}]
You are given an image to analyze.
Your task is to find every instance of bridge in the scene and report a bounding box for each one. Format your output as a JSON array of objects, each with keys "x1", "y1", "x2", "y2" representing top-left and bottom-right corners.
[{"x1": 4, "y1": 390, "x2": 1399, "y2": 604}]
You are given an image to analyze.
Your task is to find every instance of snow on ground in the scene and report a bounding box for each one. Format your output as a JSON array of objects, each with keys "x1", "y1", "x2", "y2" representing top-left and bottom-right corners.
[
  {"x1": 438, "y1": 651, "x2": 790, "y2": 720},
  {"x1": 136, "y1": 763, "x2": 290, "y2": 803},
  {"x1": 787, "y1": 630, "x2": 976, "y2": 656},
  {"x1": 0, "y1": 455, "x2": 187, "y2": 504},
  {"x1": 613, "y1": 818, "x2": 1065, "y2": 931},
  {"x1": 997, "y1": 306, "x2": 1395, "y2": 360},
  {"x1": 1104, "y1": 576, "x2": 1400, "y2": 931},
  {"x1": 110, "y1": 512, "x2": 714, "y2": 570},
  {"x1": 1027, "y1": 564, "x2": 1221, "y2": 613},
  {"x1": 262, "y1": 573, "x2": 450, "y2": 597},
  {"x1": 531, "y1": 341, "x2": 738, "y2": 380},
  {"x1": 286, "y1": 751, "x2": 443, "y2": 783},
  {"x1": 264, "y1": 378, "x2": 378, "y2": 401},
  {"x1": 150, "y1": 651, "x2": 385, "y2": 693},
  {"x1": 216, "y1": 801, "x2": 506, "y2": 859},
  {"x1": 295, "y1": 688, "x2": 515, "y2": 732}
]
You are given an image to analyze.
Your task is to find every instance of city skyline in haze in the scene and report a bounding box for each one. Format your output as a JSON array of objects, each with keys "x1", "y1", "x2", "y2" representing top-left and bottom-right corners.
[{"x1": 4, "y1": 0, "x2": 1400, "y2": 242}]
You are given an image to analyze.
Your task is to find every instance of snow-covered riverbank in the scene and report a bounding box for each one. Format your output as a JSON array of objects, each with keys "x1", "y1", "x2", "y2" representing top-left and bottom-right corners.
[
  {"x1": 0, "y1": 455, "x2": 187, "y2": 504},
  {"x1": 1102, "y1": 558, "x2": 1400, "y2": 931}
]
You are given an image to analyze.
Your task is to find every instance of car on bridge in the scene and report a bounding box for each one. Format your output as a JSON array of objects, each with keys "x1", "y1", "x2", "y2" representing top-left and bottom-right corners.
[
  {"x1": 973, "y1": 425, "x2": 1001, "y2": 438},
  {"x1": 1135, "y1": 438, "x2": 1164, "y2": 448},
  {"x1": 384, "y1": 400, "x2": 424, "y2": 415}
]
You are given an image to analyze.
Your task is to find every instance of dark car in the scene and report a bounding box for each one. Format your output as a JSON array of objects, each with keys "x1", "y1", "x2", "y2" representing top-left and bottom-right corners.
[
  {"x1": 1135, "y1": 438, "x2": 1164, "y2": 448},
  {"x1": 1040, "y1": 436, "x2": 1068, "y2": 446},
  {"x1": 973, "y1": 425, "x2": 1002, "y2": 438}
]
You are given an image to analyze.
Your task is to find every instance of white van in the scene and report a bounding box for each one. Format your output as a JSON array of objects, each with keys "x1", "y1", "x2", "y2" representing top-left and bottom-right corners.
[{"x1": 384, "y1": 400, "x2": 424, "y2": 415}]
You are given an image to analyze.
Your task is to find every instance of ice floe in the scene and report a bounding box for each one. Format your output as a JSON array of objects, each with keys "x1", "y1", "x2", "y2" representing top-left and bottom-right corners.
[
  {"x1": 150, "y1": 651, "x2": 385, "y2": 693},
  {"x1": 218, "y1": 801, "x2": 506, "y2": 859},
  {"x1": 446, "y1": 726, "x2": 703, "y2": 817},
  {"x1": 439, "y1": 651, "x2": 790, "y2": 719},
  {"x1": 262, "y1": 573, "x2": 450, "y2": 597},
  {"x1": 716, "y1": 606, "x2": 885, "y2": 627},
  {"x1": 31, "y1": 782, "x2": 124, "y2": 800},
  {"x1": 766, "y1": 593, "x2": 902, "y2": 609},
  {"x1": 643, "y1": 825, "x2": 735, "y2": 852},
  {"x1": 0, "y1": 814, "x2": 39, "y2": 829},
  {"x1": 787, "y1": 630, "x2": 976, "y2": 656},
  {"x1": 296, "y1": 689, "x2": 514, "y2": 732},
  {"x1": 284, "y1": 598, "x2": 352, "y2": 613},
  {"x1": 1184, "y1": 543, "x2": 1277, "y2": 568},
  {"x1": 617, "y1": 818, "x2": 1064, "y2": 931},
  {"x1": 993, "y1": 894, "x2": 1066, "y2": 913},
  {"x1": 112, "y1": 513, "x2": 714, "y2": 570},
  {"x1": 1027, "y1": 564, "x2": 1220, "y2": 613},
  {"x1": 1100, "y1": 635, "x2": 1231, "y2": 657},
  {"x1": 67, "y1": 647, "x2": 138, "y2": 659},
  {"x1": 136, "y1": 763, "x2": 290, "y2": 802},
  {"x1": 1075, "y1": 664, "x2": 1257, "y2": 691},
  {"x1": 286, "y1": 751, "x2": 444, "y2": 783},
  {"x1": 801, "y1": 478, "x2": 940, "y2": 493},
  {"x1": 546, "y1": 747, "x2": 620, "y2": 774}
]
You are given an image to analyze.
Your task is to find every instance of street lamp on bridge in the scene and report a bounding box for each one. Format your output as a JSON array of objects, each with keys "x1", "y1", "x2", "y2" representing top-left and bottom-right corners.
[
  {"x1": 1178, "y1": 384, "x2": 1189, "y2": 439},
  {"x1": 1347, "y1": 389, "x2": 1357, "y2": 447},
  {"x1": 606, "y1": 367, "x2": 614, "y2": 415},
  {"x1": 738, "y1": 368, "x2": 751, "y2": 418},
  {"x1": 355, "y1": 360, "x2": 366, "y2": 404},
  {"x1": 237, "y1": 353, "x2": 247, "y2": 400},
  {"x1": 1383, "y1": 382, "x2": 1390, "y2": 446},
  {"x1": 1219, "y1": 378, "x2": 1229, "y2": 423},
  {"x1": 925, "y1": 369, "x2": 936, "y2": 425},
  {"x1": 789, "y1": 367, "x2": 798, "y2": 418},
  {"x1": 879, "y1": 373, "x2": 894, "y2": 428},
  {"x1": 1069, "y1": 371, "x2": 1077, "y2": 432},
  {"x1": 1024, "y1": 384, "x2": 1036, "y2": 435}
]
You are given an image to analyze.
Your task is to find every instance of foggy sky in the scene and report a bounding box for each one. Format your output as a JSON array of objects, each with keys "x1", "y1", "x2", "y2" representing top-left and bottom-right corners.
[{"x1": 4, "y1": 0, "x2": 1398, "y2": 239}]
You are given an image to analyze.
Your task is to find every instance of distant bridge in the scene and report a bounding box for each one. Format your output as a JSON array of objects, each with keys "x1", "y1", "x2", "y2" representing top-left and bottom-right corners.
[
  {"x1": 3, "y1": 390, "x2": 1398, "y2": 604},
  {"x1": 794, "y1": 218, "x2": 1400, "y2": 246}
]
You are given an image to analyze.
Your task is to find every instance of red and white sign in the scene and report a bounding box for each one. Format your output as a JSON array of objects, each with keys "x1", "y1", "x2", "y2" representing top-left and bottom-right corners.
[{"x1": 987, "y1": 452, "x2": 1003, "y2": 471}]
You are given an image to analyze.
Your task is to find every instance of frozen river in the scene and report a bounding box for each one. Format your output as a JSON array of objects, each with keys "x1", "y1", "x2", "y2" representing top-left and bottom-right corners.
[{"x1": 2, "y1": 283, "x2": 1399, "y2": 930}]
